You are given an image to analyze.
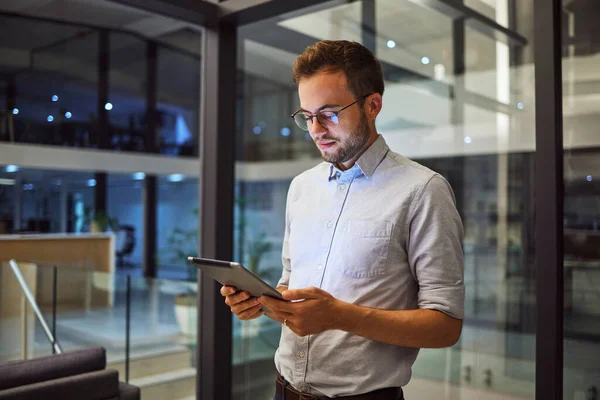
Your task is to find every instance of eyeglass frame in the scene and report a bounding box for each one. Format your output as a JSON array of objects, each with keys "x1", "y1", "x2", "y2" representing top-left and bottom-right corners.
[{"x1": 290, "y1": 94, "x2": 373, "y2": 131}]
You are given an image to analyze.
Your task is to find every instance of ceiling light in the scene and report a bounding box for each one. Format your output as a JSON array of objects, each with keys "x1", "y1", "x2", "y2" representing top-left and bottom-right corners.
[
  {"x1": 421, "y1": 56, "x2": 430, "y2": 65},
  {"x1": 105, "y1": 102, "x2": 113, "y2": 111},
  {"x1": 168, "y1": 174, "x2": 184, "y2": 183},
  {"x1": 387, "y1": 40, "x2": 396, "y2": 49}
]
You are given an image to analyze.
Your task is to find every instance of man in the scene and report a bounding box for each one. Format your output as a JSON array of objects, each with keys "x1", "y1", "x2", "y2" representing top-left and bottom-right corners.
[{"x1": 222, "y1": 40, "x2": 464, "y2": 400}]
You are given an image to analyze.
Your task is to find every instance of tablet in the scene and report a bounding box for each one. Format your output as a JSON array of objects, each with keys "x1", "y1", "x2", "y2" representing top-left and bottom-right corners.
[{"x1": 187, "y1": 256, "x2": 285, "y2": 300}]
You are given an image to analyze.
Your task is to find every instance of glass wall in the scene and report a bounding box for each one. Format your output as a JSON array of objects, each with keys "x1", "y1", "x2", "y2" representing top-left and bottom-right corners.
[
  {"x1": 0, "y1": 14, "x2": 98, "y2": 148},
  {"x1": 157, "y1": 45, "x2": 201, "y2": 157},
  {"x1": 0, "y1": 166, "x2": 97, "y2": 234},
  {"x1": 0, "y1": 9, "x2": 201, "y2": 158},
  {"x1": 107, "y1": 173, "x2": 144, "y2": 271},
  {"x1": 108, "y1": 33, "x2": 147, "y2": 152},
  {"x1": 157, "y1": 174, "x2": 200, "y2": 280},
  {"x1": 562, "y1": 1, "x2": 600, "y2": 398},
  {"x1": 235, "y1": 1, "x2": 536, "y2": 399}
]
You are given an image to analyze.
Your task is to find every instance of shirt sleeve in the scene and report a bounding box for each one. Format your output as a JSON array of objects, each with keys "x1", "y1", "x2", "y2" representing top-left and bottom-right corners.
[
  {"x1": 277, "y1": 179, "x2": 296, "y2": 288},
  {"x1": 407, "y1": 174, "x2": 465, "y2": 319}
]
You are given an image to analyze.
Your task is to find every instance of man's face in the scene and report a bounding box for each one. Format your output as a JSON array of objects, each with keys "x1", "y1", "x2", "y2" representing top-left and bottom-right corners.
[{"x1": 297, "y1": 71, "x2": 375, "y2": 168}]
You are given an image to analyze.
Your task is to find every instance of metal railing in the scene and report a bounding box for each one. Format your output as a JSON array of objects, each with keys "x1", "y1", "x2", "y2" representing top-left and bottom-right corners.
[{"x1": 8, "y1": 259, "x2": 62, "y2": 356}]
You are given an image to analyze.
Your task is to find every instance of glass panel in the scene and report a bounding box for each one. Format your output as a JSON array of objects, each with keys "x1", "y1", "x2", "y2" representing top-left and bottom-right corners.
[
  {"x1": 126, "y1": 275, "x2": 197, "y2": 397},
  {"x1": 108, "y1": 32, "x2": 147, "y2": 153},
  {"x1": 51, "y1": 266, "x2": 126, "y2": 363},
  {"x1": 464, "y1": 0, "x2": 502, "y2": 23},
  {"x1": 0, "y1": 8, "x2": 201, "y2": 160},
  {"x1": 236, "y1": 1, "x2": 535, "y2": 399},
  {"x1": 157, "y1": 174, "x2": 200, "y2": 280},
  {"x1": 157, "y1": 43, "x2": 201, "y2": 157},
  {"x1": 0, "y1": 14, "x2": 99, "y2": 147},
  {"x1": 0, "y1": 166, "x2": 97, "y2": 234},
  {"x1": 0, "y1": 169, "x2": 15, "y2": 234},
  {"x1": 562, "y1": 1, "x2": 600, "y2": 398},
  {"x1": 108, "y1": 173, "x2": 144, "y2": 276},
  {"x1": 0, "y1": 261, "x2": 56, "y2": 361}
]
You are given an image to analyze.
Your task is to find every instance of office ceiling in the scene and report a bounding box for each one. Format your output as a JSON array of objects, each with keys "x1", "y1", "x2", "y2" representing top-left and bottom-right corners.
[{"x1": 0, "y1": 0, "x2": 201, "y2": 55}]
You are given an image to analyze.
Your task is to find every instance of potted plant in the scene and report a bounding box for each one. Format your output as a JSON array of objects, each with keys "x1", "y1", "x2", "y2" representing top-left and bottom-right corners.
[{"x1": 84, "y1": 207, "x2": 119, "y2": 233}]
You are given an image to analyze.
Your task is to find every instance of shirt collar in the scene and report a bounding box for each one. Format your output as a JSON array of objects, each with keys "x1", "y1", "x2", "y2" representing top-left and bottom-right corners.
[{"x1": 327, "y1": 135, "x2": 389, "y2": 181}]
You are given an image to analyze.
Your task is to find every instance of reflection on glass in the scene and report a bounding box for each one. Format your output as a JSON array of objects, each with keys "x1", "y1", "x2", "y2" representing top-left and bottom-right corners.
[
  {"x1": 157, "y1": 45, "x2": 201, "y2": 157},
  {"x1": 0, "y1": 12, "x2": 200, "y2": 159},
  {"x1": 108, "y1": 173, "x2": 143, "y2": 273},
  {"x1": 126, "y1": 275, "x2": 197, "y2": 398},
  {"x1": 562, "y1": 1, "x2": 600, "y2": 398},
  {"x1": 236, "y1": 1, "x2": 535, "y2": 399},
  {"x1": 108, "y1": 33, "x2": 147, "y2": 152},
  {"x1": 157, "y1": 175, "x2": 199, "y2": 280},
  {"x1": 0, "y1": 261, "x2": 56, "y2": 361},
  {"x1": 0, "y1": 166, "x2": 97, "y2": 234}
]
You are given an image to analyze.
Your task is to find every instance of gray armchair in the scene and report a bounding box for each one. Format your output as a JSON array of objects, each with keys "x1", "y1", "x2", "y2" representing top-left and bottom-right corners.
[{"x1": 0, "y1": 346, "x2": 139, "y2": 400}]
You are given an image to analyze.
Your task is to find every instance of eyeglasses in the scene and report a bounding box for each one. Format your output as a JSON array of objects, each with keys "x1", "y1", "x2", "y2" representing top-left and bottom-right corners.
[{"x1": 290, "y1": 94, "x2": 372, "y2": 131}]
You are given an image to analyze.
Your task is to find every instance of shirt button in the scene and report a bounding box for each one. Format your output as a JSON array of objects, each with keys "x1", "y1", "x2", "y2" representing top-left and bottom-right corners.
[
  {"x1": 327, "y1": 221, "x2": 333, "y2": 228},
  {"x1": 317, "y1": 264, "x2": 323, "y2": 271},
  {"x1": 298, "y1": 351, "x2": 305, "y2": 358},
  {"x1": 340, "y1": 184, "x2": 347, "y2": 190}
]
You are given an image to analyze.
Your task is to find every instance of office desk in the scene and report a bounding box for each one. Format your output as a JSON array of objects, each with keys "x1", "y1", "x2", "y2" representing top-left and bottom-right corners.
[{"x1": 0, "y1": 233, "x2": 115, "y2": 309}]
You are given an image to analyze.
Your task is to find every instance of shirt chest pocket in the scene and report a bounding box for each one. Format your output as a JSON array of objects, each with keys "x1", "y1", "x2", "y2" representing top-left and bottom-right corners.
[{"x1": 335, "y1": 219, "x2": 393, "y2": 279}]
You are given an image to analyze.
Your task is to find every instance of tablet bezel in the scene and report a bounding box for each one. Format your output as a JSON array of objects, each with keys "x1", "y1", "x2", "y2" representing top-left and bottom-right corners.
[{"x1": 187, "y1": 256, "x2": 285, "y2": 300}]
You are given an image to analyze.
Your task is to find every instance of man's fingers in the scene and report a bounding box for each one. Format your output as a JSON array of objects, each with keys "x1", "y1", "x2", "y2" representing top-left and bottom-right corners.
[
  {"x1": 282, "y1": 287, "x2": 321, "y2": 301},
  {"x1": 220, "y1": 285, "x2": 236, "y2": 297},
  {"x1": 231, "y1": 298, "x2": 260, "y2": 315},
  {"x1": 225, "y1": 291, "x2": 252, "y2": 306},
  {"x1": 259, "y1": 295, "x2": 296, "y2": 312},
  {"x1": 238, "y1": 304, "x2": 263, "y2": 320},
  {"x1": 263, "y1": 307, "x2": 293, "y2": 322}
]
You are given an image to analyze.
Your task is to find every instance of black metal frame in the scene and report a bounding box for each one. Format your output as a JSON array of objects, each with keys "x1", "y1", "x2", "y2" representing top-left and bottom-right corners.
[
  {"x1": 197, "y1": 18, "x2": 237, "y2": 400},
  {"x1": 533, "y1": 0, "x2": 564, "y2": 398},
  {"x1": 100, "y1": 0, "x2": 567, "y2": 399},
  {"x1": 143, "y1": 175, "x2": 158, "y2": 278}
]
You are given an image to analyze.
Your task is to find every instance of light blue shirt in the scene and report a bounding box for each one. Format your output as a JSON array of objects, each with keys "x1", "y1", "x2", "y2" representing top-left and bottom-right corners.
[{"x1": 274, "y1": 135, "x2": 464, "y2": 397}]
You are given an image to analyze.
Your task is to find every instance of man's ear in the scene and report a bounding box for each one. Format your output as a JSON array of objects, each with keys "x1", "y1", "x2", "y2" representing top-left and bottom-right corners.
[{"x1": 366, "y1": 93, "x2": 383, "y2": 120}]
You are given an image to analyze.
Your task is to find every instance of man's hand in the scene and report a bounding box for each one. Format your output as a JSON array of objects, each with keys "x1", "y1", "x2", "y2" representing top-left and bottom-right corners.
[
  {"x1": 258, "y1": 287, "x2": 343, "y2": 336},
  {"x1": 220, "y1": 286, "x2": 263, "y2": 320}
]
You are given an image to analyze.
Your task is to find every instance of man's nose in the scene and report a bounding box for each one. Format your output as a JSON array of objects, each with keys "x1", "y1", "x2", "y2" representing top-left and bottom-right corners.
[{"x1": 309, "y1": 117, "x2": 327, "y2": 138}]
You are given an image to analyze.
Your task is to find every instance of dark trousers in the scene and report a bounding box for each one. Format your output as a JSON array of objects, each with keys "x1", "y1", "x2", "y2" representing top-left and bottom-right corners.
[
  {"x1": 273, "y1": 385, "x2": 405, "y2": 400},
  {"x1": 273, "y1": 394, "x2": 405, "y2": 400}
]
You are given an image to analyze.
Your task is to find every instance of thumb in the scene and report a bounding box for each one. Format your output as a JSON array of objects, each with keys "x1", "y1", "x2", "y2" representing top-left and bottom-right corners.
[{"x1": 282, "y1": 287, "x2": 320, "y2": 301}]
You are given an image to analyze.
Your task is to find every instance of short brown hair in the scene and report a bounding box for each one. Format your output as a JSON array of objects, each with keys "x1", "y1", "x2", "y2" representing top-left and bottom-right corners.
[{"x1": 293, "y1": 40, "x2": 385, "y2": 98}]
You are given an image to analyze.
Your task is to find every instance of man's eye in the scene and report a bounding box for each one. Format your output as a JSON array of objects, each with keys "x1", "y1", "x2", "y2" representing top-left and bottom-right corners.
[{"x1": 320, "y1": 111, "x2": 336, "y2": 119}]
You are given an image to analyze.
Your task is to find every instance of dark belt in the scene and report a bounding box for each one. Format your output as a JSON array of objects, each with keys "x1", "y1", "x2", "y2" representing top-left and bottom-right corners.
[{"x1": 276, "y1": 375, "x2": 403, "y2": 400}]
